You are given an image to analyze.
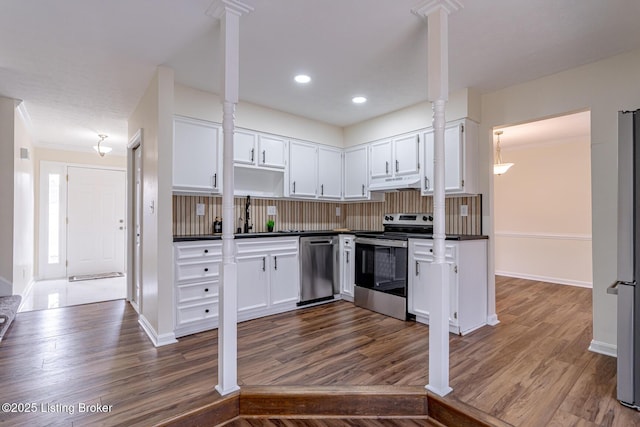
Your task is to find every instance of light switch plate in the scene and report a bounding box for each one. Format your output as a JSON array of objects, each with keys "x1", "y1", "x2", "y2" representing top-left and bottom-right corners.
[
  {"x1": 336, "y1": 206, "x2": 341, "y2": 216},
  {"x1": 460, "y1": 205, "x2": 468, "y2": 217},
  {"x1": 196, "y1": 203, "x2": 205, "y2": 216},
  {"x1": 267, "y1": 206, "x2": 277, "y2": 215}
]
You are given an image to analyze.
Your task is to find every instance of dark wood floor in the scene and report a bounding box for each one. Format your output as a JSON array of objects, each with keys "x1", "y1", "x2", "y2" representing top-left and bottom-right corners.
[{"x1": 0, "y1": 277, "x2": 637, "y2": 426}]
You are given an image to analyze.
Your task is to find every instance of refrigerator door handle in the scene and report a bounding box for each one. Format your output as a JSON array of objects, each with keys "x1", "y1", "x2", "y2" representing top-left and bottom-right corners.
[
  {"x1": 608, "y1": 281, "x2": 620, "y2": 295},
  {"x1": 609, "y1": 280, "x2": 637, "y2": 295}
]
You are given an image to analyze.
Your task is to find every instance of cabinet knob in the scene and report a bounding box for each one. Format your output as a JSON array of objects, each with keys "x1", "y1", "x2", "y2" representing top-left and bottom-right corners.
[
  {"x1": 204, "y1": 288, "x2": 209, "y2": 292},
  {"x1": 205, "y1": 309, "x2": 210, "y2": 314},
  {"x1": 204, "y1": 268, "x2": 209, "y2": 272},
  {"x1": 204, "y1": 249, "x2": 209, "y2": 254}
]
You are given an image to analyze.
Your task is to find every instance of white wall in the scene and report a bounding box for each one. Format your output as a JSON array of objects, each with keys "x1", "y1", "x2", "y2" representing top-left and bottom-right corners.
[
  {"x1": 12, "y1": 105, "x2": 35, "y2": 295},
  {"x1": 0, "y1": 97, "x2": 16, "y2": 294},
  {"x1": 128, "y1": 66, "x2": 175, "y2": 344},
  {"x1": 481, "y1": 48, "x2": 640, "y2": 354},
  {"x1": 494, "y1": 136, "x2": 592, "y2": 287},
  {"x1": 174, "y1": 83, "x2": 344, "y2": 147},
  {"x1": 343, "y1": 87, "x2": 481, "y2": 147}
]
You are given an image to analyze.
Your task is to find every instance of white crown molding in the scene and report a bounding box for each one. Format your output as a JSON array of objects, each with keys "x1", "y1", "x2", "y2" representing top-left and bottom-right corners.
[
  {"x1": 412, "y1": 0, "x2": 463, "y2": 18},
  {"x1": 206, "y1": 0, "x2": 254, "y2": 19}
]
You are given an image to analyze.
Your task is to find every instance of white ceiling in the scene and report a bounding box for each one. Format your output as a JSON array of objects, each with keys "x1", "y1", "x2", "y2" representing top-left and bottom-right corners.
[{"x1": 1, "y1": 0, "x2": 639, "y2": 155}]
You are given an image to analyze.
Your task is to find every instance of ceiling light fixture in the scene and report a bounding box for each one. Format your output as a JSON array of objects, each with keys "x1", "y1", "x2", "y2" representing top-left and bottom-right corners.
[
  {"x1": 493, "y1": 130, "x2": 513, "y2": 175},
  {"x1": 93, "y1": 134, "x2": 112, "y2": 157},
  {"x1": 294, "y1": 74, "x2": 311, "y2": 84},
  {"x1": 352, "y1": 96, "x2": 367, "y2": 104}
]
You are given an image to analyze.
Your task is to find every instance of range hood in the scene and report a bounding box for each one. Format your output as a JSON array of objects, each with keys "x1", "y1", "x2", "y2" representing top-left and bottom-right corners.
[{"x1": 368, "y1": 175, "x2": 421, "y2": 192}]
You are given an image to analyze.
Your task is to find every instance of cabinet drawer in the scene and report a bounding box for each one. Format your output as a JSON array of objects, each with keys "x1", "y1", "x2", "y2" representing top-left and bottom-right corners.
[
  {"x1": 176, "y1": 260, "x2": 220, "y2": 282},
  {"x1": 175, "y1": 242, "x2": 222, "y2": 260},
  {"x1": 176, "y1": 280, "x2": 219, "y2": 303},
  {"x1": 412, "y1": 243, "x2": 456, "y2": 260},
  {"x1": 177, "y1": 300, "x2": 219, "y2": 325}
]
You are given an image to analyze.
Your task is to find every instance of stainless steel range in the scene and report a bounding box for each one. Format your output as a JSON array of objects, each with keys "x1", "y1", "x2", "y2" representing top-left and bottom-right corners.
[{"x1": 354, "y1": 213, "x2": 433, "y2": 320}]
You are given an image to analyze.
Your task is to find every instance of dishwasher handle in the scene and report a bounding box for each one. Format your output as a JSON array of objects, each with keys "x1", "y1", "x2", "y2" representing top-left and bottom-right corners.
[{"x1": 307, "y1": 240, "x2": 334, "y2": 245}]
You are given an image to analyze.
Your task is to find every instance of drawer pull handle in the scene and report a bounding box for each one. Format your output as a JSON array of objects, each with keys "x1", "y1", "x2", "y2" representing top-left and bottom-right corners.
[
  {"x1": 204, "y1": 249, "x2": 209, "y2": 254},
  {"x1": 205, "y1": 309, "x2": 209, "y2": 313},
  {"x1": 204, "y1": 268, "x2": 209, "y2": 272},
  {"x1": 204, "y1": 288, "x2": 209, "y2": 292}
]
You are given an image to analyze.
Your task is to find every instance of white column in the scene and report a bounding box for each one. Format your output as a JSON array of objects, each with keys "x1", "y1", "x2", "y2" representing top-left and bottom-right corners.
[
  {"x1": 209, "y1": 0, "x2": 253, "y2": 396},
  {"x1": 412, "y1": 0, "x2": 462, "y2": 397}
]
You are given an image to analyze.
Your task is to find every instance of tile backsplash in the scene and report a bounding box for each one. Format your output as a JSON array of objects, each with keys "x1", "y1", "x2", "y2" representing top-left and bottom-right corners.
[{"x1": 173, "y1": 192, "x2": 482, "y2": 236}]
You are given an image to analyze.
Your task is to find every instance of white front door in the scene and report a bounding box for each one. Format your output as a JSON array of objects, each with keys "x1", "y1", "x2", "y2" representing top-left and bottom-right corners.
[{"x1": 67, "y1": 167, "x2": 126, "y2": 276}]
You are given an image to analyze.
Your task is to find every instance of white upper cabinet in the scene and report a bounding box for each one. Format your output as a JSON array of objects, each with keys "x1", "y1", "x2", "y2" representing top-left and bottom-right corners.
[
  {"x1": 368, "y1": 131, "x2": 422, "y2": 190},
  {"x1": 343, "y1": 145, "x2": 370, "y2": 200},
  {"x1": 317, "y1": 146, "x2": 343, "y2": 200},
  {"x1": 234, "y1": 129, "x2": 258, "y2": 166},
  {"x1": 393, "y1": 133, "x2": 421, "y2": 176},
  {"x1": 369, "y1": 139, "x2": 393, "y2": 179},
  {"x1": 422, "y1": 119, "x2": 479, "y2": 195},
  {"x1": 234, "y1": 129, "x2": 286, "y2": 169},
  {"x1": 173, "y1": 116, "x2": 222, "y2": 194},
  {"x1": 259, "y1": 134, "x2": 287, "y2": 169},
  {"x1": 287, "y1": 140, "x2": 318, "y2": 198}
]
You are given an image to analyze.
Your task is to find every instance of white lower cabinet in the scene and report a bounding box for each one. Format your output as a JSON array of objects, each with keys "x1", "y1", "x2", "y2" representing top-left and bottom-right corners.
[
  {"x1": 339, "y1": 235, "x2": 355, "y2": 301},
  {"x1": 174, "y1": 240, "x2": 222, "y2": 338},
  {"x1": 174, "y1": 237, "x2": 300, "y2": 337},
  {"x1": 235, "y1": 237, "x2": 300, "y2": 322},
  {"x1": 408, "y1": 238, "x2": 487, "y2": 335}
]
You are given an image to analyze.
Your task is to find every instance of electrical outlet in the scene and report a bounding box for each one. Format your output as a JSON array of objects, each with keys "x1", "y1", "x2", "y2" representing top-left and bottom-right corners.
[
  {"x1": 460, "y1": 205, "x2": 468, "y2": 217},
  {"x1": 196, "y1": 203, "x2": 205, "y2": 216},
  {"x1": 336, "y1": 206, "x2": 341, "y2": 216},
  {"x1": 267, "y1": 205, "x2": 277, "y2": 215}
]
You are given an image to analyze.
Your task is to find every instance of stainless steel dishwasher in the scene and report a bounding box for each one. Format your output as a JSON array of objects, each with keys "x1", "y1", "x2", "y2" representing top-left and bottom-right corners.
[{"x1": 298, "y1": 235, "x2": 338, "y2": 305}]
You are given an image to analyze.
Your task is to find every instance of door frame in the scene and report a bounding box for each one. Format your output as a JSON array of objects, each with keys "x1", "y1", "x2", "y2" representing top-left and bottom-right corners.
[
  {"x1": 37, "y1": 161, "x2": 126, "y2": 280},
  {"x1": 127, "y1": 129, "x2": 143, "y2": 314}
]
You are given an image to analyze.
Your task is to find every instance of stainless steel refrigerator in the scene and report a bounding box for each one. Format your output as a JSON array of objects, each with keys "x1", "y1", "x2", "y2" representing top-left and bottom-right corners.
[{"x1": 610, "y1": 109, "x2": 640, "y2": 410}]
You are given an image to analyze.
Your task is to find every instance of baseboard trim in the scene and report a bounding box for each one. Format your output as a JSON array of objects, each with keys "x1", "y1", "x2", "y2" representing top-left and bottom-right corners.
[
  {"x1": 495, "y1": 271, "x2": 592, "y2": 288},
  {"x1": 486, "y1": 313, "x2": 500, "y2": 326},
  {"x1": 588, "y1": 339, "x2": 617, "y2": 358},
  {"x1": 138, "y1": 314, "x2": 177, "y2": 347}
]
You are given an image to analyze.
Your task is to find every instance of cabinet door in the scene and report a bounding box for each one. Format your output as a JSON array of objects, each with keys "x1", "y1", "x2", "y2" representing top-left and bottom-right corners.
[
  {"x1": 422, "y1": 131, "x2": 434, "y2": 194},
  {"x1": 393, "y1": 133, "x2": 421, "y2": 176},
  {"x1": 370, "y1": 140, "x2": 393, "y2": 179},
  {"x1": 269, "y1": 252, "x2": 299, "y2": 306},
  {"x1": 173, "y1": 117, "x2": 220, "y2": 192},
  {"x1": 409, "y1": 256, "x2": 431, "y2": 317},
  {"x1": 234, "y1": 129, "x2": 257, "y2": 166},
  {"x1": 318, "y1": 146, "x2": 343, "y2": 199},
  {"x1": 288, "y1": 140, "x2": 317, "y2": 198},
  {"x1": 444, "y1": 124, "x2": 463, "y2": 192},
  {"x1": 236, "y1": 254, "x2": 269, "y2": 313},
  {"x1": 258, "y1": 134, "x2": 286, "y2": 169},
  {"x1": 344, "y1": 146, "x2": 368, "y2": 199},
  {"x1": 341, "y1": 239, "x2": 355, "y2": 298},
  {"x1": 422, "y1": 125, "x2": 463, "y2": 194}
]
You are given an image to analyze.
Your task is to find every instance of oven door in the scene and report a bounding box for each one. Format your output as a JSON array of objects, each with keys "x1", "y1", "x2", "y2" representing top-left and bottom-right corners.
[{"x1": 354, "y1": 237, "x2": 408, "y2": 297}]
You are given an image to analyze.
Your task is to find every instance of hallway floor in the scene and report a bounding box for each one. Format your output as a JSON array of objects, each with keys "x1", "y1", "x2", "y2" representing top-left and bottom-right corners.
[{"x1": 18, "y1": 276, "x2": 126, "y2": 312}]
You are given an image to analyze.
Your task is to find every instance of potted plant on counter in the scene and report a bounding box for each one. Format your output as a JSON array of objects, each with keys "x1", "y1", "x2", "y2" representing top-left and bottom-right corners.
[{"x1": 266, "y1": 219, "x2": 275, "y2": 232}]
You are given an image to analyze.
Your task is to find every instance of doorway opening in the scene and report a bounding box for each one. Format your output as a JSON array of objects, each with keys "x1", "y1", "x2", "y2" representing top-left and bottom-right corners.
[
  {"x1": 492, "y1": 110, "x2": 592, "y2": 288},
  {"x1": 25, "y1": 162, "x2": 127, "y2": 311}
]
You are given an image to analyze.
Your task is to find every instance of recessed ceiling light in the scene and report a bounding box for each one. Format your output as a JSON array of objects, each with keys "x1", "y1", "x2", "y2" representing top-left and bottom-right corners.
[
  {"x1": 294, "y1": 74, "x2": 311, "y2": 84},
  {"x1": 352, "y1": 96, "x2": 367, "y2": 104}
]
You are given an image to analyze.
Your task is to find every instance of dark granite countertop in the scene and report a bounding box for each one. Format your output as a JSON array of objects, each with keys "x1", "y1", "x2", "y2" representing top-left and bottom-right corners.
[{"x1": 174, "y1": 230, "x2": 488, "y2": 242}]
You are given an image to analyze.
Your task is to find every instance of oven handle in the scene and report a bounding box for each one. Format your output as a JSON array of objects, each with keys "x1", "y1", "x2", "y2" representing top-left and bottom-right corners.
[{"x1": 355, "y1": 237, "x2": 407, "y2": 248}]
